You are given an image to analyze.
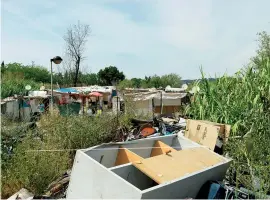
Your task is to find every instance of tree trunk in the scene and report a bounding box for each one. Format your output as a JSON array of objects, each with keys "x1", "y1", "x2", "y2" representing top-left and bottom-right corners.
[{"x1": 73, "y1": 57, "x2": 81, "y2": 87}]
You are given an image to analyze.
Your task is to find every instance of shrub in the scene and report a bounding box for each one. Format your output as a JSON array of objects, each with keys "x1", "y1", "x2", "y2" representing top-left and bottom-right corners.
[{"x1": 1, "y1": 110, "x2": 135, "y2": 198}]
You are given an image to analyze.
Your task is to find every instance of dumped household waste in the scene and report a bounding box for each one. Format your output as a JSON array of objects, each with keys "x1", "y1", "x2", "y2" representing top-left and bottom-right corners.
[
  {"x1": 7, "y1": 188, "x2": 34, "y2": 200},
  {"x1": 120, "y1": 115, "x2": 187, "y2": 142},
  {"x1": 42, "y1": 170, "x2": 71, "y2": 199},
  {"x1": 116, "y1": 115, "x2": 231, "y2": 157},
  {"x1": 196, "y1": 180, "x2": 256, "y2": 199},
  {"x1": 66, "y1": 131, "x2": 232, "y2": 199},
  {"x1": 8, "y1": 170, "x2": 72, "y2": 200},
  {"x1": 6, "y1": 114, "x2": 238, "y2": 199}
]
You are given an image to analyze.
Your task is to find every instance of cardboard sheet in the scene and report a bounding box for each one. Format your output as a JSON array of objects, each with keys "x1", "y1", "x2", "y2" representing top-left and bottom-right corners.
[{"x1": 185, "y1": 120, "x2": 219, "y2": 150}]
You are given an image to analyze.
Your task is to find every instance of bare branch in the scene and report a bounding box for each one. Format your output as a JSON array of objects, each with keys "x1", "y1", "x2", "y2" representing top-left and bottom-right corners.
[{"x1": 63, "y1": 20, "x2": 90, "y2": 86}]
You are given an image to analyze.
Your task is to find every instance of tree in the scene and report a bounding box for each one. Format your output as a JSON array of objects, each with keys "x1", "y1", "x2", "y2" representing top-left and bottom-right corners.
[
  {"x1": 63, "y1": 21, "x2": 90, "y2": 87},
  {"x1": 1, "y1": 61, "x2": 5, "y2": 74},
  {"x1": 97, "y1": 66, "x2": 125, "y2": 86},
  {"x1": 81, "y1": 73, "x2": 98, "y2": 85},
  {"x1": 160, "y1": 73, "x2": 182, "y2": 88},
  {"x1": 148, "y1": 75, "x2": 161, "y2": 88},
  {"x1": 252, "y1": 31, "x2": 270, "y2": 68},
  {"x1": 131, "y1": 78, "x2": 142, "y2": 88},
  {"x1": 118, "y1": 79, "x2": 134, "y2": 90}
]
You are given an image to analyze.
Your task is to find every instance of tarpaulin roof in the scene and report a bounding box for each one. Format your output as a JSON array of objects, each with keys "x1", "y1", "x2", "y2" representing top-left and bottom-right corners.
[
  {"x1": 55, "y1": 88, "x2": 78, "y2": 93},
  {"x1": 125, "y1": 91, "x2": 187, "y2": 101},
  {"x1": 71, "y1": 86, "x2": 114, "y2": 93}
]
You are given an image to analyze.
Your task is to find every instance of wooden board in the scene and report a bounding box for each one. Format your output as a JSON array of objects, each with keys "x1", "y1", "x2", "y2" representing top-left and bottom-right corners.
[
  {"x1": 114, "y1": 146, "x2": 143, "y2": 166},
  {"x1": 185, "y1": 120, "x2": 219, "y2": 150},
  {"x1": 132, "y1": 147, "x2": 225, "y2": 184},
  {"x1": 150, "y1": 141, "x2": 177, "y2": 157}
]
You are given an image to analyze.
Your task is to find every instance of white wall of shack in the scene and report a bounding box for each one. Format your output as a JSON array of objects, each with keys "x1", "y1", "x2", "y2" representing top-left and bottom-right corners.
[
  {"x1": 154, "y1": 98, "x2": 182, "y2": 106},
  {"x1": 20, "y1": 108, "x2": 31, "y2": 122},
  {"x1": 6, "y1": 100, "x2": 19, "y2": 119},
  {"x1": 66, "y1": 150, "x2": 142, "y2": 199},
  {"x1": 133, "y1": 99, "x2": 152, "y2": 116},
  {"x1": 112, "y1": 96, "x2": 121, "y2": 113}
]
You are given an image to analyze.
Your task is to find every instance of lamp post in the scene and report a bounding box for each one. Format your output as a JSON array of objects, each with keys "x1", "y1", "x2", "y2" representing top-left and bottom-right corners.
[{"x1": 50, "y1": 56, "x2": 63, "y2": 111}]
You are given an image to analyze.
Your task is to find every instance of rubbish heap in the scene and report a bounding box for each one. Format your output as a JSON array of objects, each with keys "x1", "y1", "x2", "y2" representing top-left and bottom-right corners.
[
  {"x1": 120, "y1": 115, "x2": 187, "y2": 142},
  {"x1": 7, "y1": 115, "x2": 263, "y2": 199}
]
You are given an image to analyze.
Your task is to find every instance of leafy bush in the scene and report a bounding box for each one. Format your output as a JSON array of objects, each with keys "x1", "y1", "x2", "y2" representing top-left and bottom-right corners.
[{"x1": 1, "y1": 77, "x2": 41, "y2": 98}]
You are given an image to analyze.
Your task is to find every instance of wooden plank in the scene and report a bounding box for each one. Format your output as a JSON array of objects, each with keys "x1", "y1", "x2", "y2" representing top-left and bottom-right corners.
[
  {"x1": 132, "y1": 147, "x2": 225, "y2": 184},
  {"x1": 114, "y1": 146, "x2": 143, "y2": 166},
  {"x1": 150, "y1": 141, "x2": 177, "y2": 157}
]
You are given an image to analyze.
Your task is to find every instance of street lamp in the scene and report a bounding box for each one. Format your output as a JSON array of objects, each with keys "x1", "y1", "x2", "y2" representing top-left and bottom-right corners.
[{"x1": 50, "y1": 56, "x2": 63, "y2": 111}]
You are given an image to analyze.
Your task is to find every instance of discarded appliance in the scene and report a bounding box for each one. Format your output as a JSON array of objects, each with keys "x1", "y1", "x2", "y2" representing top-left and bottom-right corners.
[{"x1": 67, "y1": 133, "x2": 232, "y2": 199}]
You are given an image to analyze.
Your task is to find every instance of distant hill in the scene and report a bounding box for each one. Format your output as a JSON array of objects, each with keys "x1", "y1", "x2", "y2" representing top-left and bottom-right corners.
[{"x1": 182, "y1": 78, "x2": 217, "y2": 85}]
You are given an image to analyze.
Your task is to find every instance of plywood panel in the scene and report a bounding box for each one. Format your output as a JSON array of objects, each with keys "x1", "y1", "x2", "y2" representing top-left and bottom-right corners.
[
  {"x1": 150, "y1": 141, "x2": 177, "y2": 157},
  {"x1": 114, "y1": 146, "x2": 143, "y2": 166},
  {"x1": 132, "y1": 147, "x2": 225, "y2": 184}
]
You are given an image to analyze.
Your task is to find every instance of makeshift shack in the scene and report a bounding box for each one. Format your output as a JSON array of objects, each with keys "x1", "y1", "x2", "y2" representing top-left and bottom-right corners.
[
  {"x1": 1, "y1": 93, "x2": 50, "y2": 122},
  {"x1": 124, "y1": 92, "x2": 187, "y2": 116},
  {"x1": 67, "y1": 133, "x2": 232, "y2": 199},
  {"x1": 51, "y1": 86, "x2": 115, "y2": 115}
]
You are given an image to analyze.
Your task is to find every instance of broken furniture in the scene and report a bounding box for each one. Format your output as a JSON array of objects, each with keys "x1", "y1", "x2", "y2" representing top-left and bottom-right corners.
[{"x1": 67, "y1": 133, "x2": 232, "y2": 199}]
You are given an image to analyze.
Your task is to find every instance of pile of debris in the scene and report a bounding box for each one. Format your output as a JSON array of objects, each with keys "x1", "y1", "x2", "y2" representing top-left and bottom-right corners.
[
  {"x1": 8, "y1": 171, "x2": 71, "y2": 200},
  {"x1": 119, "y1": 115, "x2": 187, "y2": 142},
  {"x1": 7, "y1": 115, "x2": 265, "y2": 199}
]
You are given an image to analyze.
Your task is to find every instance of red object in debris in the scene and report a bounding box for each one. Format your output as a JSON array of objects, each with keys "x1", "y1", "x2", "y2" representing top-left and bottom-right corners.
[
  {"x1": 89, "y1": 92, "x2": 103, "y2": 97},
  {"x1": 141, "y1": 126, "x2": 156, "y2": 137}
]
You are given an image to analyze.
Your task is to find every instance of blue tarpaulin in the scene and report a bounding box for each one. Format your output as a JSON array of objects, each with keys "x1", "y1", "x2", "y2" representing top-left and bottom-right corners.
[{"x1": 55, "y1": 88, "x2": 78, "y2": 93}]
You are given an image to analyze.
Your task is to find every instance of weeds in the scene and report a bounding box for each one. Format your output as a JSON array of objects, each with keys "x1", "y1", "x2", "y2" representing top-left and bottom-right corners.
[{"x1": 1, "y1": 108, "x2": 141, "y2": 198}]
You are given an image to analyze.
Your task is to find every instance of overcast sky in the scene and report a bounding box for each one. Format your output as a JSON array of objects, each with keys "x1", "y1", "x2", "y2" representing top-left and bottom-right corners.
[{"x1": 1, "y1": 0, "x2": 270, "y2": 79}]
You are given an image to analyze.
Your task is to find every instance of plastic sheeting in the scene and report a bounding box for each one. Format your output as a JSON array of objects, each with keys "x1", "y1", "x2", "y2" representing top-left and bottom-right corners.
[
  {"x1": 71, "y1": 86, "x2": 114, "y2": 93},
  {"x1": 28, "y1": 91, "x2": 48, "y2": 97},
  {"x1": 55, "y1": 88, "x2": 78, "y2": 93},
  {"x1": 127, "y1": 92, "x2": 187, "y2": 101}
]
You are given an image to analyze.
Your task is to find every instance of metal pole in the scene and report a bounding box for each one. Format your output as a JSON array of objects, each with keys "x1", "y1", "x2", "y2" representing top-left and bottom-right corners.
[
  {"x1": 50, "y1": 60, "x2": 53, "y2": 112},
  {"x1": 116, "y1": 96, "x2": 119, "y2": 126},
  {"x1": 160, "y1": 91, "x2": 163, "y2": 114}
]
